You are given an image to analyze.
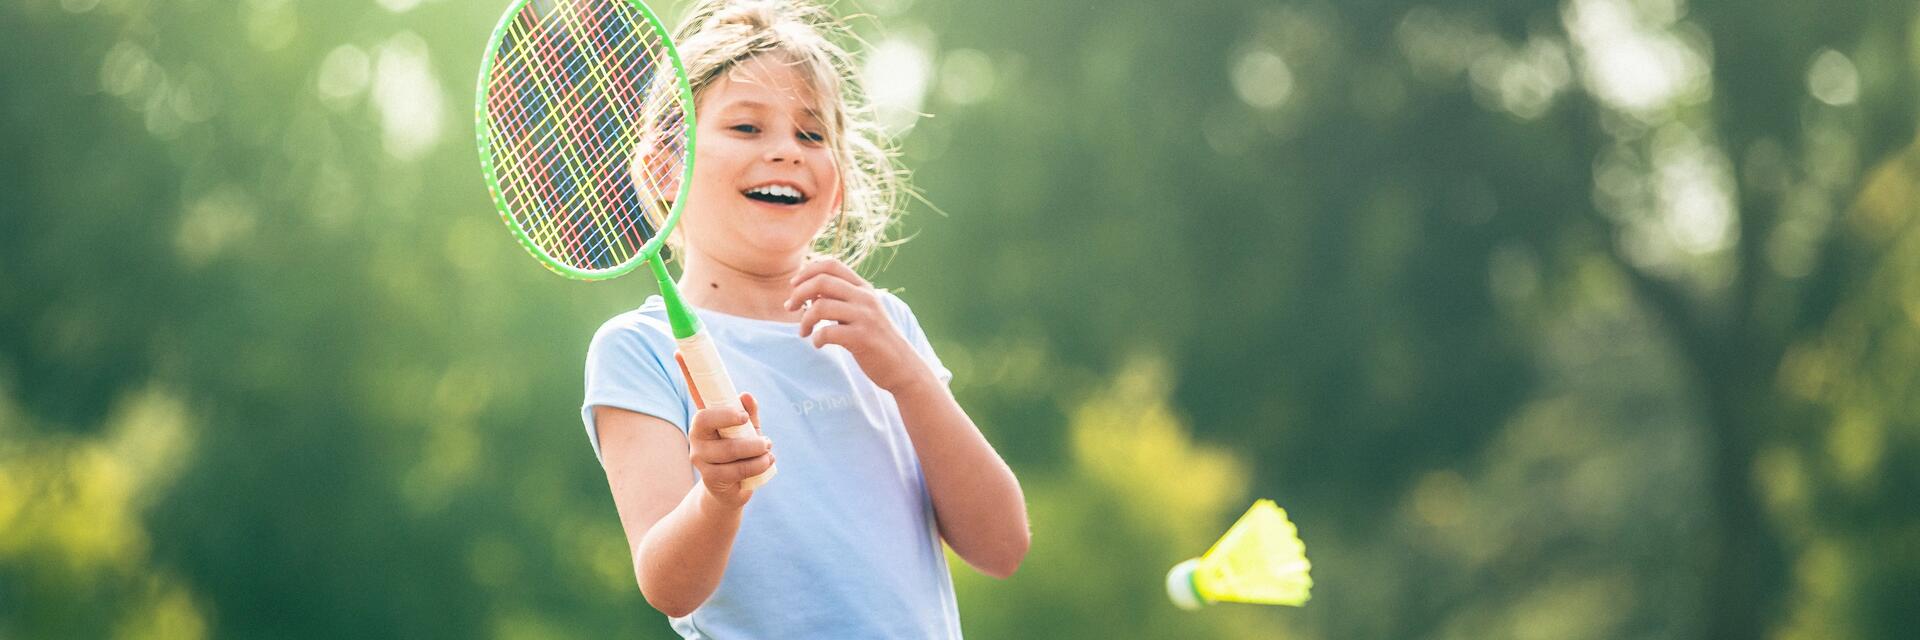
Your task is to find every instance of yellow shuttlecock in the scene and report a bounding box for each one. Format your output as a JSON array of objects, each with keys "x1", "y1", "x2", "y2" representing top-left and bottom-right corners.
[{"x1": 1166, "y1": 499, "x2": 1313, "y2": 610}]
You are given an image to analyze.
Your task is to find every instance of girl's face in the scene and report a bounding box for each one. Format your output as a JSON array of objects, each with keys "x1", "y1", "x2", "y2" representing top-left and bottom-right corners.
[{"x1": 679, "y1": 55, "x2": 841, "y2": 274}]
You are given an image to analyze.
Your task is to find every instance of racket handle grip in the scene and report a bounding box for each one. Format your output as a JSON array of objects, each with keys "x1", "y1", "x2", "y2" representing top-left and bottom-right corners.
[{"x1": 678, "y1": 331, "x2": 776, "y2": 491}]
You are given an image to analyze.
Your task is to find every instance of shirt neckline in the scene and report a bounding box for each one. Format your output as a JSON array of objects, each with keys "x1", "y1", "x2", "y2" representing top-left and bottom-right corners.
[{"x1": 645, "y1": 295, "x2": 802, "y2": 330}]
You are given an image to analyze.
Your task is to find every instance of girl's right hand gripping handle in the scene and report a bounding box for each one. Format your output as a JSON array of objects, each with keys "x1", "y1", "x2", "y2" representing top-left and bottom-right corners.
[{"x1": 677, "y1": 331, "x2": 776, "y2": 491}]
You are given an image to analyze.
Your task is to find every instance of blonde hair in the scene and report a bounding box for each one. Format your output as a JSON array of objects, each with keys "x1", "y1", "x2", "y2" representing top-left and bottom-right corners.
[{"x1": 635, "y1": 0, "x2": 908, "y2": 269}]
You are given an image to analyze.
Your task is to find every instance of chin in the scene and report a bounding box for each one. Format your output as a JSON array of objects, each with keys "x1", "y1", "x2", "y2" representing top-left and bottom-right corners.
[
  {"x1": 740, "y1": 219, "x2": 830, "y2": 254},
  {"x1": 719, "y1": 235, "x2": 814, "y2": 270}
]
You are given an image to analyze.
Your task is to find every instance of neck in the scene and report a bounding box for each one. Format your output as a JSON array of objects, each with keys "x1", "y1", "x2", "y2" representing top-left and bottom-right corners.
[{"x1": 676, "y1": 245, "x2": 806, "y2": 322}]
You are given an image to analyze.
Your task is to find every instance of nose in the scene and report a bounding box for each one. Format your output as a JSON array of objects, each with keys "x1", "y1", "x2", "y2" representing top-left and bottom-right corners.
[{"x1": 765, "y1": 135, "x2": 804, "y2": 165}]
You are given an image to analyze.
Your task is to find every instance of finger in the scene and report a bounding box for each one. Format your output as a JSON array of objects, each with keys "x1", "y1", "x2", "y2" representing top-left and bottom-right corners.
[
  {"x1": 707, "y1": 452, "x2": 776, "y2": 484},
  {"x1": 798, "y1": 298, "x2": 862, "y2": 338},
  {"x1": 788, "y1": 256, "x2": 869, "y2": 289},
  {"x1": 786, "y1": 256, "x2": 840, "y2": 286},
  {"x1": 675, "y1": 352, "x2": 706, "y2": 409},
  {"x1": 690, "y1": 406, "x2": 752, "y2": 440},
  {"x1": 692, "y1": 434, "x2": 772, "y2": 465},
  {"x1": 814, "y1": 257, "x2": 870, "y2": 288},
  {"x1": 785, "y1": 272, "x2": 868, "y2": 310},
  {"x1": 810, "y1": 323, "x2": 851, "y2": 350}
]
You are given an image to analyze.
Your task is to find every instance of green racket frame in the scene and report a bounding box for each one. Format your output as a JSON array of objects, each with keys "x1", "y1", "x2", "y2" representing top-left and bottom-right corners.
[
  {"x1": 475, "y1": 0, "x2": 697, "y2": 277},
  {"x1": 473, "y1": 0, "x2": 709, "y2": 340}
]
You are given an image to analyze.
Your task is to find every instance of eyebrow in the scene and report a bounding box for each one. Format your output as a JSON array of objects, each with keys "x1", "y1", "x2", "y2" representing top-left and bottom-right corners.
[
  {"x1": 714, "y1": 100, "x2": 828, "y2": 124},
  {"x1": 718, "y1": 99, "x2": 773, "y2": 111}
]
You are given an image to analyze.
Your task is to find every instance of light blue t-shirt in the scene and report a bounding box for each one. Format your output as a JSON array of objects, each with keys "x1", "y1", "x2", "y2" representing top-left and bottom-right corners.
[{"x1": 581, "y1": 291, "x2": 961, "y2": 639}]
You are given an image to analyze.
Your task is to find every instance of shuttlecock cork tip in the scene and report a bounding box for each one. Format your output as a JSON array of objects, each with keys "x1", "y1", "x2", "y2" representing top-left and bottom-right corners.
[{"x1": 1167, "y1": 558, "x2": 1206, "y2": 611}]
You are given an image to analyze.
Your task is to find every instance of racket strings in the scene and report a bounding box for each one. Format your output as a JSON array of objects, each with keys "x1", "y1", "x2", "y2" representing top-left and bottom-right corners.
[
  {"x1": 483, "y1": 0, "x2": 688, "y2": 272},
  {"x1": 539, "y1": 1, "x2": 642, "y2": 266}
]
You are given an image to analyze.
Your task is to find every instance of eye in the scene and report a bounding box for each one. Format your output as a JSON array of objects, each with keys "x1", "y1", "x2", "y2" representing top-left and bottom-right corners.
[
  {"x1": 729, "y1": 123, "x2": 760, "y2": 134},
  {"x1": 799, "y1": 130, "x2": 826, "y2": 144}
]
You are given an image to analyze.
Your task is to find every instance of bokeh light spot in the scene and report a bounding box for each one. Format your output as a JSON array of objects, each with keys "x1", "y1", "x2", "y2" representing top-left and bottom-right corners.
[
  {"x1": 1807, "y1": 49, "x2": 1860, "y2": 106},
  {"x1": 1231, "y1": 48, "x2": 1293, "y2": 110}
]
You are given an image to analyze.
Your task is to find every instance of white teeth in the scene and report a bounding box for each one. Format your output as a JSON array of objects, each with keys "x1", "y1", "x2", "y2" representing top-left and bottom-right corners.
[{"x1": 747, "y1": 184, "x2": 804, "y2": 201}]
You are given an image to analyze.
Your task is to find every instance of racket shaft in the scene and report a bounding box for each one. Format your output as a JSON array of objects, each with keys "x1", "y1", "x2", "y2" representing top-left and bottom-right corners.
[{"x1": 678, "y1": 331, "x2": 776, "y2": 489}]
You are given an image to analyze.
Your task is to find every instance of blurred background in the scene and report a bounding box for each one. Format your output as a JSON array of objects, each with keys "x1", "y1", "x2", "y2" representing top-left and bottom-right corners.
[{"x1": 4, "y1": 0, "x2": 1919, "y2": 637}]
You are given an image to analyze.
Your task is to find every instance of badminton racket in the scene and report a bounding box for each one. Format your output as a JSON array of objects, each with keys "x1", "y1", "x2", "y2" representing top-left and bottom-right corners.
[{"x1": 476, "y1": 0, "x2": 774, "y2": 489}]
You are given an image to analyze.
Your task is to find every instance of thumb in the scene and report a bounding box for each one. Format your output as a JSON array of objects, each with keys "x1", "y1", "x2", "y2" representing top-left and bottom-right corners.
[{"x1": 741, "y1": 392, "x2": 762, "y2": 432}]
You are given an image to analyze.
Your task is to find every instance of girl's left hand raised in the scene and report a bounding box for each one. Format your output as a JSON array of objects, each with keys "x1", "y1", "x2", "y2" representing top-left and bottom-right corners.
[{"x1": 786, "y1": 257, "x2": 933, "y2": 395}]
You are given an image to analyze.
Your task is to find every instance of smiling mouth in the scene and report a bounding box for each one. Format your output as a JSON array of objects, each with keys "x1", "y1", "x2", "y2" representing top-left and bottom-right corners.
[{"x1": 743, "y1": 184, "x2": 808, "y2": 206}]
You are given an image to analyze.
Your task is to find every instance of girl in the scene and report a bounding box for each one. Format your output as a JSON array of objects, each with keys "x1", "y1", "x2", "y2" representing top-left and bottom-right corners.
[{"x1": 580, "y1": 1, "x2": 1030, "y2": 637}]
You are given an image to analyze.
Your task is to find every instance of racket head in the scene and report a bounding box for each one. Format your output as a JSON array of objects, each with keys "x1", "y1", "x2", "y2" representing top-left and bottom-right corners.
[{"x1": 475, "y1": 0, "x2": 695, "y2": 280}]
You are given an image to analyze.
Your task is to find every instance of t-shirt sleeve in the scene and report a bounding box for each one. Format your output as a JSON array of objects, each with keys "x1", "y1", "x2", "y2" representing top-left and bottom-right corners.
[
  {"x1": 581, "y1": 315, "x2": 693, "y2": 465},
  {"x1": 879, "y1": 291, "x2": 953, "y2": 387}
]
